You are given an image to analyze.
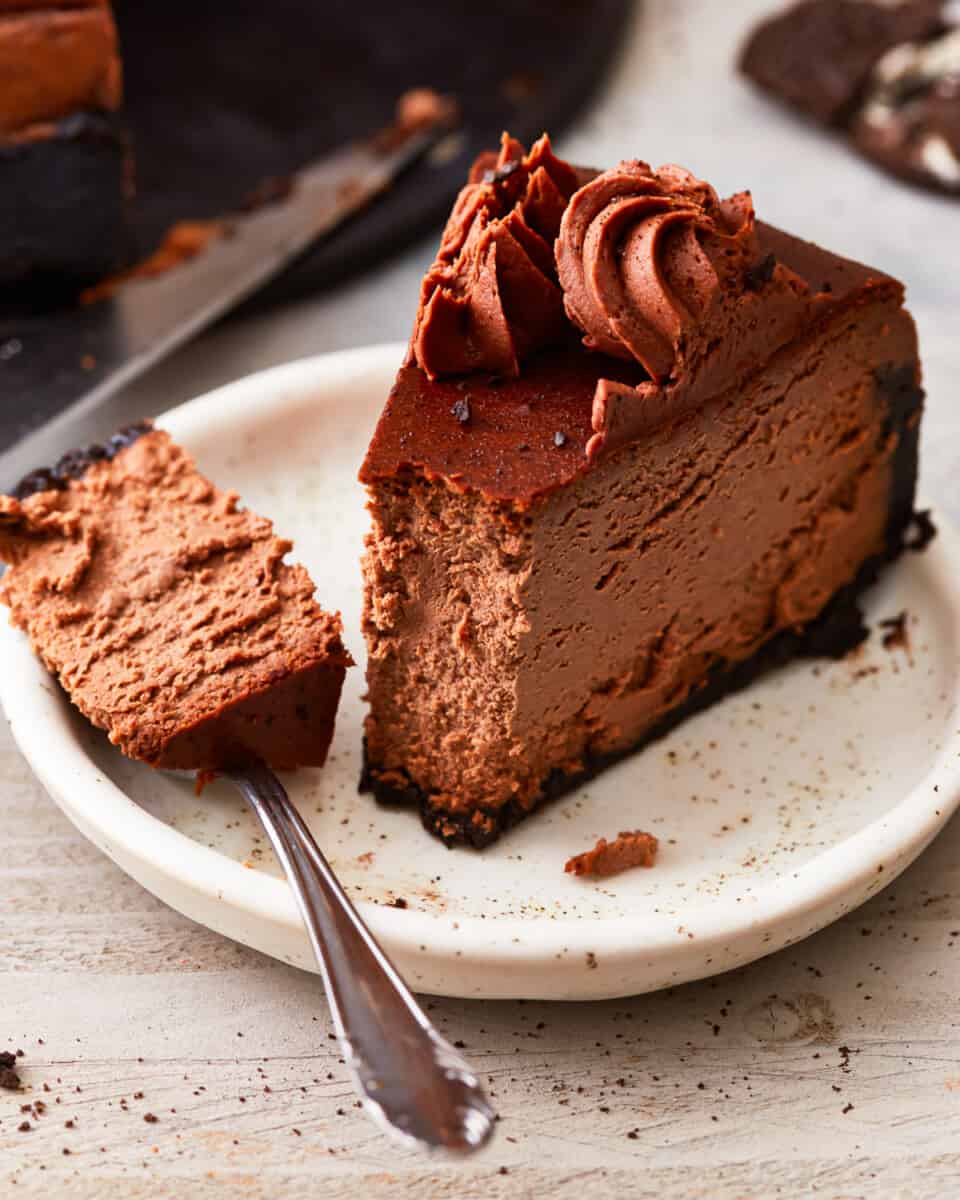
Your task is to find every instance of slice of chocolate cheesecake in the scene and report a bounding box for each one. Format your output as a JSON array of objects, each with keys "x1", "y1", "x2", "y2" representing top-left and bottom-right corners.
[
  {"x1": 359, "y1": 134, "x2": 925, "y2": 848},
  {"x1": 0, "y1": 425, "x2": 351, "y2": 771}
]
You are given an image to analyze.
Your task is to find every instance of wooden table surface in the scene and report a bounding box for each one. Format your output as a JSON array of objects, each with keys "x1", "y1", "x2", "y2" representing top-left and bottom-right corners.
[{"x1": 3, "y1": 2, "x2": 959, "y2": 1196}]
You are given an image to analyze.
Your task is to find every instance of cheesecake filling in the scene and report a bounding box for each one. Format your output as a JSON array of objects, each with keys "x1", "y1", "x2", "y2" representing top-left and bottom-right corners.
[{"x1": 513, "y1": 303, "x2": 913, "y2": 796}]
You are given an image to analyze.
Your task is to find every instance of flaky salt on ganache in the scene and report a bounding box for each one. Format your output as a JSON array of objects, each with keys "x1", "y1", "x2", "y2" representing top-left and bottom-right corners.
[
  {"x1": 0, "y1": 425, "x2": 351, "y2": 771},
  {"x1": 359, "y1": 132, "x2": 926, "y2": 849}
]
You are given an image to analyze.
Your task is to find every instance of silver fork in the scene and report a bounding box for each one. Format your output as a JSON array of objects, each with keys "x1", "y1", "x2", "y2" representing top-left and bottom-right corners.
[{"x1": 225, "y1": 761, "x2": 495, "y2": 1154}]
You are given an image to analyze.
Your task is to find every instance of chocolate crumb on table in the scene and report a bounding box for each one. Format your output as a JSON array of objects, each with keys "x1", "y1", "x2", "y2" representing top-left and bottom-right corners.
[
  {"x1": 565, "y1": 831, "x2": 659, "y2": 878},
  {"x1": 0, "y1": 1048, "x2": 21, "y2": 1091}
]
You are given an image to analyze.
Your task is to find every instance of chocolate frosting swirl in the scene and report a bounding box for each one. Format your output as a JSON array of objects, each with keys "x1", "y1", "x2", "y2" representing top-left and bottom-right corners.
[
  {"x1": 556, "y1": 161, "x2": 761, "y2": 383},
  {"x1": 410, "y1": 134, "x2": 588, "y2": 379}
]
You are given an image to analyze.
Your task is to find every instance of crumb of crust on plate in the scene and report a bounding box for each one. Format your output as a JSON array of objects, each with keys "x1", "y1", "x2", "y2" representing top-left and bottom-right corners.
[
  {"x1": 565, "y1": 830, "x2": 659, "y2": 879},
  {"x1": 194, "y1": 769, "x2": 218, "y2": 796},
  {"x1": 879, "y1": 610, "x2": 910, "y2": 652}
]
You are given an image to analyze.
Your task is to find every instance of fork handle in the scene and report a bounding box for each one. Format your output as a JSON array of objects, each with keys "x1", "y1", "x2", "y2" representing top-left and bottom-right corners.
[{"x1": 228, "y1": 762, "x2": 495, "y2": 1154}]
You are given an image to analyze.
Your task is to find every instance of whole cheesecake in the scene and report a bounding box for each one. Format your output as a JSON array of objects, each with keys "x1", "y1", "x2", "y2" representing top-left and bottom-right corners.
[
  {"x1": 0, "y1": 0, "x2": 130, "y2": 290},
  {"x1": 359, "y1": 134, "x2": 925, "y2": 848}
]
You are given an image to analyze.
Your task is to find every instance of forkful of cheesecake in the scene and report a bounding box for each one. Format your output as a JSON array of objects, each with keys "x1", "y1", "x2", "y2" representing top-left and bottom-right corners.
[{"x1": 0, "y1": 422, "x2": 495, "y2": 1155}]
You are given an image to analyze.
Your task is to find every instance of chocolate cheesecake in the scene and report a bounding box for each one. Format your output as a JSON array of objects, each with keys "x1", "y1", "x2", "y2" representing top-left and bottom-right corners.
[
  {"x1": 0, "y1": 0, "x2": 130, "y2": 290},
  {"x1": 0, "y1": 425, "x2": 351, "y2": 770},
  {"x1": 359, "y1": 134, "x2": 925, "y2": 848}
]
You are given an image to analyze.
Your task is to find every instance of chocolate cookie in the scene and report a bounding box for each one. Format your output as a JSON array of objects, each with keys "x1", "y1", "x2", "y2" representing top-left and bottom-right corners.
[
  {"x1": 740, "y1": 0, "x2": 958, "y2": 194},
  {"x1": 851, "y1": 29, "x2": 960, "y2": 193},
  {"x1": 739, "y1": 0, "x2": 946, "y2": 125}
]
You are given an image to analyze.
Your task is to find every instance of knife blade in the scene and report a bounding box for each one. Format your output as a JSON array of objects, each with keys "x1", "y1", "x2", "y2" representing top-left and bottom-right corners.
[{"x1": 0, "y1": 113, "x2": 452, "y2": 491}]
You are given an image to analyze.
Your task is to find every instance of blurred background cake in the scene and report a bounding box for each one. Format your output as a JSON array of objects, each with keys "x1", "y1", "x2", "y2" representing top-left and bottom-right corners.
[{"x1": 0, "y1": 0, "x2": 130, "y2": 290}]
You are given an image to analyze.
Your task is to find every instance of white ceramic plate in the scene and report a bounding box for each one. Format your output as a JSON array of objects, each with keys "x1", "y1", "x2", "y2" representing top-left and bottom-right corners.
[{"x1": 3, "y1": 343, "x2": 960, "y2": 1000}]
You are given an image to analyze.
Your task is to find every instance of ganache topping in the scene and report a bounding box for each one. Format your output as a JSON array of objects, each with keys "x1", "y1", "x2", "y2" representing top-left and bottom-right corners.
[
  {"x1": 408, "y1": 133, "x2": 818, "y2": 460},
  {"x1": 409, "y1": 133, "x2": 589, "y2": 380},
  {"x1": 556, "y1": 161, "x2": 761, "y2": 383}
]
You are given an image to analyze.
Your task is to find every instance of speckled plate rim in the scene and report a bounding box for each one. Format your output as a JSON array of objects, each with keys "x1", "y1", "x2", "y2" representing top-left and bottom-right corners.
[{"x1": 3, "y1": 343, "x2": 960, "y2": 1000}]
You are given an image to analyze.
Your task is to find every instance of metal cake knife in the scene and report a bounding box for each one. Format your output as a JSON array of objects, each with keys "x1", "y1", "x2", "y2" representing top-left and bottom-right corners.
[{"x1": 0, "y1": 109, "x2": 453, "y2": 492}]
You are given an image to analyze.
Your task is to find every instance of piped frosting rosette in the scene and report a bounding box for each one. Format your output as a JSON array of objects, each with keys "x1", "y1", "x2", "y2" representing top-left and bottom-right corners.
[
  {"x1": 410, "y1": 133, "x2": 590, "y2": 379},
  {"x1": 556, "y1": 160, "x2": 814, "y2": 458},
  {"x1": 556, "y1": 162, "x2": 759, "y2": 381}
]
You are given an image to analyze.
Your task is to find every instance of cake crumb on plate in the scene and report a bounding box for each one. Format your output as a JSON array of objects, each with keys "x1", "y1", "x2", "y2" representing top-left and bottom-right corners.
[{"x1": 565, "y1": 831, "x2": 659, "y2": 879}]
